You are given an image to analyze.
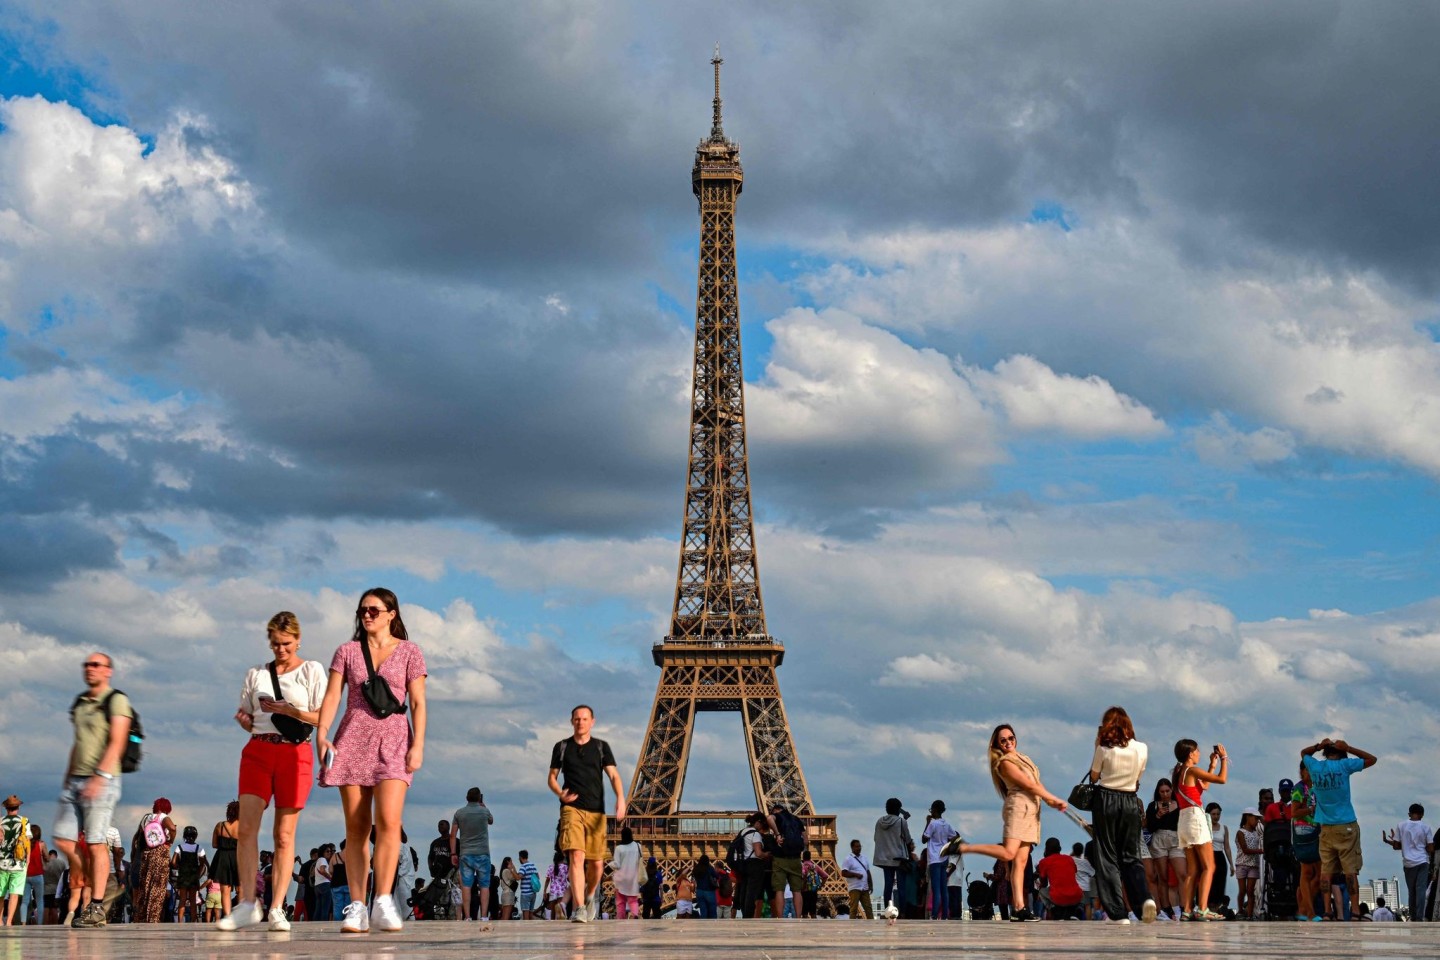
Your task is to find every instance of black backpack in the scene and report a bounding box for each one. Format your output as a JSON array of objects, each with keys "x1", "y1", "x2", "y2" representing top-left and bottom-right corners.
[
  {"x1": 773, "y1": 810, "x2": 805, "y2": 858},
  {"x1": 70, "y1": 690, "x2": 144, "y2": 773},
  {"x1": 727, "y1": 827, "x2": 751, "y2": 865}
]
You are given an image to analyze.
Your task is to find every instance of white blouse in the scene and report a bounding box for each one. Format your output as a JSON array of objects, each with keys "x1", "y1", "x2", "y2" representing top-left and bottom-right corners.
[
  {"x1": 237, "y1": 660, "x2": 327, "y2": 737},
  {"x1": 1091, "y1": 739, "x2": 1149, "y2": 791}
]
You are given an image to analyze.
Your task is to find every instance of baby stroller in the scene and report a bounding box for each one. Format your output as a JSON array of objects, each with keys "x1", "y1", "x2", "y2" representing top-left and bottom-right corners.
[
  {"x1": 1262, "y1": 816, "x2": 1298, "y2": 920},
  {"x1": 419, "y1": 876, "x2": 455, "y2": 920},
  {"x1": 966, "y1": 876, "x2": 995, "y2": 921}
]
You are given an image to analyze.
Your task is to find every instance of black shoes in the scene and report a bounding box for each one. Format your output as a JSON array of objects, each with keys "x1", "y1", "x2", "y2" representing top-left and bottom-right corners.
[{"x1": 1009, "y1": 907, "x2": 1041, "y2": 922}]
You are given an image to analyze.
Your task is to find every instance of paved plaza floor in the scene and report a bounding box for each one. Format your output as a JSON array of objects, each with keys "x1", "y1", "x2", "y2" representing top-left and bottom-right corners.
[{"x1": 0, "y1": 920, "x2": 1433, "y2": 960}]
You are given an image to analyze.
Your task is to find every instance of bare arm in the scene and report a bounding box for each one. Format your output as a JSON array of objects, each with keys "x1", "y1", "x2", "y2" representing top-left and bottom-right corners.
[
  {"x1": 405, "y1": 674, "x2": 426, "y2": 774},
  {"x1": 315, "y1": 669, "x2": 345, "y2": 762},
  {"x1": 998, "y1": 758, "x2": 1067, "y2": 810},
  {"x1": 547, "y1": 766, "x2": 570, "y2": 802},
  {"x1": 1333, "y1": 740, "x2": 1377, "y2": 769},
  {"x1": 606, "y1": 764, "x2": 627, "y2": 822},
  {"x1": 1190, "y1": 746, "x2": 1229, "y2": 785}
]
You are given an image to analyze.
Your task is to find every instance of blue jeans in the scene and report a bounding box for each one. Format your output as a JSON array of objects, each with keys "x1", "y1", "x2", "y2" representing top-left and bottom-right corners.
[
  {"x1": 331, "y1": 884, "x2": 350, "y2": 918},
  {"x1": 928, "y1": 862, "x2": 949, "y2": 918},
  {"x1": 882, "y1": 865, "x2": 898, "y2": 908},
  {"x1": 311, "y1": 882, "x2": 331, "y2": 920},
  {"x1": 696, "y1": 889, "x2": 716, "y2": 918},
  {"x1": 21, "y1": 874, "x2": 43, "y2": 924}
]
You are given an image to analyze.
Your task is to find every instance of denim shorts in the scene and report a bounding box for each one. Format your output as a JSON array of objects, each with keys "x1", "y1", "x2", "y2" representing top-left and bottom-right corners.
[
  {"x1": 53, "y1": 774, "x2": 121, "y2": 844},
  {"x1": 459, "y1": 853, "x2": 492, "y2": 888}
]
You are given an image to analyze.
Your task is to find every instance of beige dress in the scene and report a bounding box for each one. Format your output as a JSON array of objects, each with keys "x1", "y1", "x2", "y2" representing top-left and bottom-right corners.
[{"x1": 995, "y1": 752, "x2": 1042, "y2": 844}]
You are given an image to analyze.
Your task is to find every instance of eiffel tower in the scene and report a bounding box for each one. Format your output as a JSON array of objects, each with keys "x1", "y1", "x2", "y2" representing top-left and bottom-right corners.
[{"x1": 611, "y1": 48, "x2": 842, "y2": 913}]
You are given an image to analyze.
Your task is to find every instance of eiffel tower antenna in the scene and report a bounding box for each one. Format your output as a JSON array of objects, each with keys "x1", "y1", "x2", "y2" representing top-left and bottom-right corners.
[
  {"x1": 610, "y1": 50, "x2": 842, "y2": 913},
  {"x1": 710, "y1": 43, "x2": 725, "y2": 140}
]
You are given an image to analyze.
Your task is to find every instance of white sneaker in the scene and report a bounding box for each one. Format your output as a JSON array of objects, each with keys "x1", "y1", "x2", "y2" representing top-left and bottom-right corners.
[
  {"x1": 1171, "y1": 906, "x2": 1183, "y2": 921},
  {"x1": 585, "y1": 891, "x2": 599, "y2": 921},
  {"x1": 267, "y1": 907, "x2": 290, "y2": 932},
  {"x1": 371, "y1": 894, "x2": 403, "y2": 933},
  {"x1": 216, "y1": 900, "x2": 265, "y2": 931},
  {"x1": 1108, "y1": 917, "x2": 1131, "y2": 924},
  {"x1": 341, "y1": 900, "x2": 369, "y2": 933},
  {"x1": 1141, "y1": 899, "x2": 1158, "y2": 924}
]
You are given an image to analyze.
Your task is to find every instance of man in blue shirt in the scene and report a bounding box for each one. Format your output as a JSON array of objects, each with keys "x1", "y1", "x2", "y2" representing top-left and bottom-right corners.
[{"x1": 1301, "y1": 737, "x2": 1377, "y2": 915}]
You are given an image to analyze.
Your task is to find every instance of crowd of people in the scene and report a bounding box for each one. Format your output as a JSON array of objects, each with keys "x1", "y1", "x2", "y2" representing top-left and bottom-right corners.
[{"x1": 0, "y1": 589, "x2": 1432, "y2": 935}]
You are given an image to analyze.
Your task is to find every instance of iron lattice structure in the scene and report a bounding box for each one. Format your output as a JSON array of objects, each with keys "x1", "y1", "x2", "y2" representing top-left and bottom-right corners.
[{"x1": 609, "y1": 50, "x2": 843, "y2": 915}]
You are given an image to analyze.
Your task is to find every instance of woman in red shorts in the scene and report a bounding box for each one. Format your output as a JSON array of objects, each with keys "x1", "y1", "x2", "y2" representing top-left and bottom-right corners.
[
  {"x1": 218, "y1": 611, "x2": 326, "y2": 931},
  {"x1": 317, "y1": 587, "x2": 428, "y2": 934}
]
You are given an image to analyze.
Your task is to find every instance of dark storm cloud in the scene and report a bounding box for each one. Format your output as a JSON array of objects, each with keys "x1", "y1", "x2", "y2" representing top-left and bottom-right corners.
[
  {"x1": 0, "y1": 513, "x2": 117, "y2": 586},
  {"x1": 21, "y1": 1, "x2": 1438, "y2": 287},
  {"x1": 6, "y1": 0, "x2": 1439, "y2": 547}
]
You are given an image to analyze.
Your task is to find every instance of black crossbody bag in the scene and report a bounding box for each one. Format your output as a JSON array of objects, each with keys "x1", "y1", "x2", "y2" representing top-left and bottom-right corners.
[
  {"x1": 360, "y1": 640, "x2": 408, "y2": 719},
  {"x1": 266, "y1": 662, "x2": 314, "y2": 744}
]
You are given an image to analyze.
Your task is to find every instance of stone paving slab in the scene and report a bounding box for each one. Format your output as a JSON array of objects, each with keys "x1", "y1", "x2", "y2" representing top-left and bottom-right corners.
[{"x1": 0, "y1": 920, "x2": 1433, "y2": 960}]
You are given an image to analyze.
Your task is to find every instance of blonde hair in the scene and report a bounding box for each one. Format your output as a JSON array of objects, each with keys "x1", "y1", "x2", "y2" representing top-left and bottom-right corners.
[{"x1": 267, "y1": 611, "x2": 301, "y2": 639}]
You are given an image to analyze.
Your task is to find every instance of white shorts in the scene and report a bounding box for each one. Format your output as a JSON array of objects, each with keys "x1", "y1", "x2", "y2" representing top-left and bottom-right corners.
[
  {"x1": 1149, "y1": 829, "x2": 1183, "y2": 859},
  {"x1": 1177, "y1": 807, "x2": 1212, "y2": 848}
]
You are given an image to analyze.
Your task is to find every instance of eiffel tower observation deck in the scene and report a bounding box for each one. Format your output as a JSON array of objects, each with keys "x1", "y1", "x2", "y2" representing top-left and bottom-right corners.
[{"x1": 613, "y1": 48, "x2": 842, "y2": 912}]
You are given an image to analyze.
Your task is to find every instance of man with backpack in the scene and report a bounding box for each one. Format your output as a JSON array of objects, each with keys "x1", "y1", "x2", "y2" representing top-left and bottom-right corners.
[
  {"x1": 547, "y1": 704, "x2": 627, "y2": 923},
  {"x1": 1, "y1": 796, "x2": 30, "y2": 925},
  {"x1": 54, "y1": 652, "x2": 133, "y2": 929},
  {"x1": 766, "y1": 803, "x2": 807, "y2": 920}
]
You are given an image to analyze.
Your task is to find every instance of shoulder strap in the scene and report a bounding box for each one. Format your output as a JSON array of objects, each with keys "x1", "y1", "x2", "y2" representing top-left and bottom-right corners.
[
  {"x1": 359, "y1": 639, "x2": 379, "y2": 681},
  {"x1": 267, "y1": 661, "x2": 284, "y2": 699}
]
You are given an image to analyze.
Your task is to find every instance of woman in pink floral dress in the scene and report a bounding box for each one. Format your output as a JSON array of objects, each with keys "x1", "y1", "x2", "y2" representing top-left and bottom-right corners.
[{"x1": 316, "y1": 587, "x2": 428, "y2": 934}]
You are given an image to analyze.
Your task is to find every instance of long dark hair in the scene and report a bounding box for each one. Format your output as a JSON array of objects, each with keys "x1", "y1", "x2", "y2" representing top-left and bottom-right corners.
[
  {"x1": 1151, "y1": 777, "x2": 1173, "y2": 804},
  {"x1": 352, "y1": 587, "x2": 409, "y2": 643}
]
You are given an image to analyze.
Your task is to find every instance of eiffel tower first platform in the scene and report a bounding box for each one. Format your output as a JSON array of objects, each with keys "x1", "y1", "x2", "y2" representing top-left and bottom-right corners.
[{"x1": 609, "y1": 49, "x2": 843, "y2": 912}]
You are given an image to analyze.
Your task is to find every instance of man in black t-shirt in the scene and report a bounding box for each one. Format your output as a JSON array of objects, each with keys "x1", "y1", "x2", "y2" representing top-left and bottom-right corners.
[
  {"x1": 428, "y1": 820, "x2": 452, "y2": 880},
  {"x1": 547, "y1": 704, "x2": 626, "y2": 923}
]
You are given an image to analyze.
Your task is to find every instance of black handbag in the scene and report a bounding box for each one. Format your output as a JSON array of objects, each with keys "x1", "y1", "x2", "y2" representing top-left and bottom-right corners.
[
  {"x1": 266, "y1": 662, "x2": 315, "y2": 743},
  {"x1": 359, "y1": 640, "x2": 408, "y2": 719},
  {"x1": 1067, "y1": 773, "x2": 1096, "y2": 812}
]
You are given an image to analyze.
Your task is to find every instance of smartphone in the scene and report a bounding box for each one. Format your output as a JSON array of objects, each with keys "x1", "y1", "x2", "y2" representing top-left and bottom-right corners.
[{"x1": 323, "y1": 748, "x2": 336, "y2": 770}]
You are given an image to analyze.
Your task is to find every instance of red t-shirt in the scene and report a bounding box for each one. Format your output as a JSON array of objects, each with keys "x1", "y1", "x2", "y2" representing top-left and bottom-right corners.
[
  {"x1": 27, "y1": 838, "x2": 44, "y2": 877},
  {"x1": 1263, "y1": 802, "x2": 1287, "y2": 822},
  {"x1": 1037, "y1": 853, "x2": 1083, "y2": 906}
]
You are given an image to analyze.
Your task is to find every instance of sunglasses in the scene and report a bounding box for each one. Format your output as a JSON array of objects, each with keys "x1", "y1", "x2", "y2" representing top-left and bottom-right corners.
[
  {"x1": 998, "y1": 736, "x2": 1017, "y2": 745},
  {"x1": 358, "y1": 606, "x2": 389, "y2": 619},
  {"x1": 83, "y1": 661, "x2": 109, "y2": 669}
]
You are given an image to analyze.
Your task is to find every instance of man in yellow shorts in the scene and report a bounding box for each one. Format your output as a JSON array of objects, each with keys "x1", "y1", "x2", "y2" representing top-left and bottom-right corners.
[
  {"x1": 1300, "y1": 737, "x2": 1376, "y2": 918},
  {"x1": 548, "y1": 705, "x2": 627, "y2": 923}
]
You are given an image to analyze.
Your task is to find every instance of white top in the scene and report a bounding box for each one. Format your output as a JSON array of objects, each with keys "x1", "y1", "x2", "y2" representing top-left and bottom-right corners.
[
  {"x1": 841, "y1": 853, "x2": 870, "y2": 892},
  {"x1": 1372, "y1": 905, "x2": 1396, "y2": 921},
  {"x1": 1091, "y1": 739, "x2": 1148, "y2": 791},
  {"x1": 922, "y1": 817, "x2": 958, "y2": 862},
  {"x1": 1210, "y1": 820, "x2": 1230, "y2": 854},
  {"x1": 609, "y1": 841, "x2": 643, "y2": 897},
  {"x1": 1396, "y1": 820, "x2": 1432, "y2": 868},
  {"x1": 946, "y1": 851, "x2": 965, "y2": 888},
  {"x1": 237, "y1": 660, "x2": 327, "y2": 737}
]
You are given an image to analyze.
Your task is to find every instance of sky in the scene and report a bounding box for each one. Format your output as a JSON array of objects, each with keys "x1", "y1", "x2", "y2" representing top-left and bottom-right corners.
[{"x1": 1, "y1": 1, "x2": 1438, "y2": 894}]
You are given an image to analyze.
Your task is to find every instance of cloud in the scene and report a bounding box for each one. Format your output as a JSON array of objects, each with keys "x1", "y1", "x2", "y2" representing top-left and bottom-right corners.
[
  {"x1": 1191, "y1": 413, "x2": 1296, "y2": 469},
  {"x1": 748, "y1": 309, "x2": 1003, "y2": 514},
  {"x1": 971, "y1": 353, "x2": 1167, "y2": 439}
]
